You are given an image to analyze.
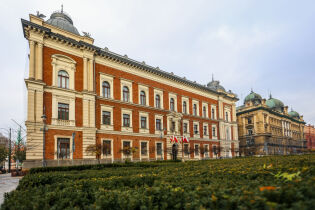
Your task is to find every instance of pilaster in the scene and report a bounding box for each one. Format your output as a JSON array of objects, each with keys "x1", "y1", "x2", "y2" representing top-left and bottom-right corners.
[
  {"x1": 35, "y1": 43, "x2": 43, "y2": 80},
  {"x1": 29, "y1": 40, "x2": 35, "y2": 79}
]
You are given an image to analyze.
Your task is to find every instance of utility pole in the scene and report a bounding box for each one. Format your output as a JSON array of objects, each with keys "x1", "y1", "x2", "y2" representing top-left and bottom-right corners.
[
  {"x1": 8, "y1": 128, "x2": 11, "y2": 173},
  {"x1": 41, "y1": 113, "x2": 47, "y2": 167}
]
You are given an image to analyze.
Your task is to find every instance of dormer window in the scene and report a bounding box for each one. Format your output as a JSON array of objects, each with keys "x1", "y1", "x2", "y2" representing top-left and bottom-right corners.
[{"x1": 58, "y1": 70, "x2": 69, "y2": 89}]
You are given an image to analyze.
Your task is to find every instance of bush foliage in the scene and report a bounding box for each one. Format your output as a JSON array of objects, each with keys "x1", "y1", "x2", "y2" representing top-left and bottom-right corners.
[{"x1": 1, "y1": 155, "x2": 315, "y2": 209}]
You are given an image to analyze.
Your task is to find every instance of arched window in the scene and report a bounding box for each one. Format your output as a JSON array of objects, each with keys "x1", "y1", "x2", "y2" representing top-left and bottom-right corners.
[
  {"x1": 155, "y1": 94, "x2": 160, "y2": 108},
  {"x1": 183, "y1": 101, "x2": 187, "y2": 114},
  {"x1": 102, "y1": 81, "x2": 110, "y2": 98},
  {"x1": 58, "y1": 70, "x2": 69, "y2": 89},
  {"x1": 193, "y1": 104, "x2": 197, "y2": 116},
  {"x1": 170, "y1": 98, "x2": 175, "y2": 111},
  {"x1": 203, "y1": 106, "x2": 207, "y2": 117},
  {"x1": 140, "y1": 91, "x2": 146, "y2": 105},
  {"x1": 123, "y1": 86, "x2": 129, "y2": 102}
]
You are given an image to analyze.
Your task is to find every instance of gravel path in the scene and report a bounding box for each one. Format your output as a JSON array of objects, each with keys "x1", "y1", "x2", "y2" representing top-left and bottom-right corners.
[{"x1": 0, "y1": 173, "x2": 21, "y2": 206}]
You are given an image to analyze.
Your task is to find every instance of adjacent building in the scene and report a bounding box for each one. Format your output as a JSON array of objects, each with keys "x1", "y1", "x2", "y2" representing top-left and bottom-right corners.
[
  {"x1": 237, "y1": 90, "x2": 306, "y2": 156},
  {"x1": 21, "y1": 9, "x2": 239, "y2": 168},
  {"x1": 305, "y1": 124, "x2": 315, "y2": 151}
]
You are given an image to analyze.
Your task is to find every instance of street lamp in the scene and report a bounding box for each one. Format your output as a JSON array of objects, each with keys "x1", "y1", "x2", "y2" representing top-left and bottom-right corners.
[{"x1": 41, "y1": 113, "x2": 47, "y2": 167}]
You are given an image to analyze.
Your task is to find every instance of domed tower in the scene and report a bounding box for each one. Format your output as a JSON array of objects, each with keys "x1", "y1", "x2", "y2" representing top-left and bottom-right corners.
[
  {"x1": 266, "y1": 94, "x2": 284, "y2": 112},
  {"x1": 207, "y1": 75, "x2": 226, "y2": 92},
  {"x1": 244, "y1": 89, "x2": 262, "y2": 106},
  {"x1": 288, "y1": 108, "x2": 300, "y2": 119},
  {"x1": 46, "y1": 7, "x2": 80, "y2": 35}
]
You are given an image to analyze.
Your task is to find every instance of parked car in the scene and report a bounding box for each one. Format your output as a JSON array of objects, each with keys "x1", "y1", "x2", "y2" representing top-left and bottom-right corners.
[{"x1": 0, "y1": 166, "x2": 7, "y2": 174}]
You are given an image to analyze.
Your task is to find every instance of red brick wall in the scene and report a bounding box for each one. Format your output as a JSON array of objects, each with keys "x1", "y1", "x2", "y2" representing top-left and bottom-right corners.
[{"x1": 43, "y1": 92, "x2": 52, "y2": 124}]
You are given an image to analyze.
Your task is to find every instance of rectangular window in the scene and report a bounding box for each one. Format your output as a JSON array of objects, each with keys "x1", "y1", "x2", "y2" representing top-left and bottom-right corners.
[
  {"x1": 57, "y1": 138, "x2": 70, "y2": 159},
  {"x1": 195, "y1": 144, "x2": 199, "y2": 156},
  {"x1": 102, "y1": 111, "x2": 111, "y2": 125},
  {"x1": 103, "y1": 140, "x2": 111, "y2": 156},
  {"x1": 141, "y1": 142, "x2": 148, "y2": 156},
  {"x1": 183, "y1": 123, "x2": 188, "y2": 133},
  {"x1": 248, "y1": 117, "x2": 252, "y2": 124},
  {"x1": 141, "y1": 116, "x2": 147, "y2": 129},
  {"x1": 184, "y1": 144, "x2": 189, "y2": 155},
  {"x1": 156, "y1": 143, "x2": 162, "y2": 156},
  {"x1": 123, "y1": 114, "x2": 130, "y2": 127},
  {"x1": 156, "y1": 119, "x2": 161, "y2": 131},
  {"x1": 171, "y1": 121, "x2": 175, "y2": 132},
  {"x1": 212, "y1": 127, "x2": 216, "y2": 137},
  {"x1": 194, "y1": 124, "x2": 198, "y2": 134},
  {"x1": 58, "y1": 103, "x2": 69, "y2": 120},
  {"x1": 203, "y1": 126, "x2": 207, "y2": 135},
  {"x1": 204, "y1": 145, "x2": 209, "y2": 157},
  {"x1": 123, "y1": 141, "x2": 131, "y2": 155}
]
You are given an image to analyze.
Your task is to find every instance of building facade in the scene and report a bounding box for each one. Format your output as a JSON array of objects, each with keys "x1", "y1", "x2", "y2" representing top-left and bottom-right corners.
[
  {"x1": 237, "y1": 90, "x2": 305, "y2": 156},
  {"x1": 304, "y1": 125, "x2": 315, "y2": 151},
  {"x1": 21, "y1": 10, "x2": 239, "y2": 168}
]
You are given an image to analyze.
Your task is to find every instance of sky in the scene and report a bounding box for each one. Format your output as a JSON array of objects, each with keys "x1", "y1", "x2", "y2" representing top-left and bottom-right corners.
[{"x1": 0, "y1": 0, "x2": 314, "y2": 134}]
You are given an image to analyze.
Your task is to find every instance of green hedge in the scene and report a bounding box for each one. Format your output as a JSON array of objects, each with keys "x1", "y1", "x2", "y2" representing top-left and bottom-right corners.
[{"x1": 1, "y1": 155, "x2": 315, "y2": 210}]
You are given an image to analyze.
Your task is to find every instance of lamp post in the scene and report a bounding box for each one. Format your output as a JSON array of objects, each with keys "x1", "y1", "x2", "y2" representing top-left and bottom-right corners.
[{"x1": 41, "y1": 113, "x2": 47, "y2": 167}]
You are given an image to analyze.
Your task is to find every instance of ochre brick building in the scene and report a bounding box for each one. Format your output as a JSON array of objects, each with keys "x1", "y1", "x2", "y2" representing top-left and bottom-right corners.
[
  {"x1": 22, "y1": 10, "x2": 239, "y2": 168},
  {"x1": 237, "y1": 90, "x2": 305, "y2": 156},
  {"x1": 305, "y1": 125, "x2": 315, "y2": 151}
]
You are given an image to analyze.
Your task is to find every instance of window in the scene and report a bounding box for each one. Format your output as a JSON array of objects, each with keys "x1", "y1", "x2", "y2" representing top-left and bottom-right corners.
[
  {"x1": 184, "y1": 144, "x2": 189, "y2": 155},
  {"x1": 123, "y1": 141, "x2": 131, "y2": 156},
  {"x1": 183, "y1": 101, "x2": 187, "y2": 114},
  {"x1": 58, "y1": 70, "x2": 69, "y2": 89},
  {"x1": 156, "y1": 143, "x2": 162, "y2": 156},
  {"x1": 193, "y1": 104, "x2": 197, "y2": 116},
  {"x1": 141, "y1": 116, "x2": 147, "y2": 129},
  {"x1": 140, "y1": 91, "x2": 146, "y2": 105},
  {"x1": 248, "y1": 117, "x2": 252, "y2": 124},
  {"x1": 155, "y1": 94, "x2": 161, "y2": 108},
  {"x1": 102, "y1": 111, "x2": 111, "y2": 125},
  {"x1": 183, "y1": 123, "x2": 188, "y2": 133},
  {"x1": 204, "y1": 126, "x2": 207, "y2": 135},
  {"x1": 204, "y1": 145, "x2": 209, "y2": 157},
  {"x1": 203, "y1": 106, "x2": 207, "y2": 117},
  {"x1": 194, "y1": 124, "x2": 198, "y2": 134},
  {"x1": 123, "y1": 114, "x2": 130, "y2": 127},
  {"x1": 141, "y1": 142, "x2": 148, "y2": 156},
  {"x1": 103, "y1": 140, "x2": 111, "y2": 156},
  {"x1": 123, "y1": 86, "x2": 130, "y2": 102},
  {"x1": 195, "y1": 145, "x2": 199, "y2": 156},
  {"x1": 248, "y1": 129, "x2": 253, "y2": 135},
  {"x1": 58, "y1": 103, "x2": 69, "y2": 120},
  {"x1": 156, "y1": 119, "x2": 162, "y2": 131},
  {"x1": 57, "y1": 138, "x2": 70, "y2": 159},
  {"x1": 225, "y1": 112, "x2": 229, "y2": 121},
  {"x1": 212, "y1": 127, "x2": 216, "y2": 137},
  {"x1": 102, "y1": 81, "x2": 110, "y2": 98},
  {"x1": 211, "y1": 108, "x2": 215, "y2": 119},
  {"x1": 171, "y1": 121, "x2": 176, "y2": 132},
  {"x1": 170, "y1": 98, "x2": 175, "y2": 111}
]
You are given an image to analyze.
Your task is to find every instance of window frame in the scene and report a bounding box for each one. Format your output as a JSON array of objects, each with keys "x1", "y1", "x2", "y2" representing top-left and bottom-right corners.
[
  {"x1": 58, "y1": 70, "x2": 69, "y2": 89},
  {"x1": 123, "y1": 86, "x2": 130, "y2": 102},
  {"x1": 102, "y1": 81, "x2": 111, "y2": 98},
  {"x1": 58, "y1": 103, "x2": 69, "y2": 120}
]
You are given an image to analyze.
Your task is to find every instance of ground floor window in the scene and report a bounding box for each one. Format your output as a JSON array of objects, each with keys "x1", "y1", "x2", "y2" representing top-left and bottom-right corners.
[
  {"x1": 103, "y1": 140, "x2": 111, "y2": 156},
  {"x1": 184, "y1": 144, "x2": 189, "y2": 156},
  {"x1": 122, "y1": 141, "x2": 131, "y2": 156},
  {"x1": 195, "y1": 144, "x2": 199, "y2": 156},
  {"x1": 204, "y1": 145, "x2": 209, "y2": 157},
  {"x1": 156, "y1": 142, "x2": 162, "y2": 156},
  {"x1": 141, "y1": 142, "x2": 148, "y2": 156},
  {"x1": 57, "y1": 138, "x2": 70, "y2": 159}
]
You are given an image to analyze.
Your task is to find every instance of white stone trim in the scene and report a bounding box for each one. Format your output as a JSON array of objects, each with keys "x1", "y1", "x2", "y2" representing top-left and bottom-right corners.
[
  {"x1": 202, "y1": 102, "x2": 209, "y2": 118},
  {"x1": 211, "y1": 105, "x2": 217, "y2": 120},
  {"x1": 193, "y1": 121, "x2": 200, "y2": 138},
  {"x1": 212, "y1": 124, "x2": 218, "y2": 139},
  {"x1": 182, "y1": 97, "x2": 190, "y2": 114},
  {"x1": 51, "y1": 91, "x2": 75, "y2": 127},
  {"x1": 139, "y1": 112, "x2": 149, "y2": 134},
  {"x1": 51, "y1": 54, "x2": 76, "y2": 90},
  {"x1": 54, "y1": 135, "x2": 73, "y2": 160},
  {"x1": 183, "y1": 119, "x2": 190, "y2": 135},
  {"x1": 101, "y1": 139, "x2": 113, "y2": 162},
  {"x1": 121, "y1": 109, "x2": 133, "y2": 132},
  {"x1": 138, "y1": 85, "x2": 149, "y2": 106},
  {"x1": 155, "y1": 141, "x2": 164, "y2": 160},
  {"x1": 121, "y1": 79, "x2": 133, "y2": 103},
  {"x1": 154, "y1": 89, "x2": 164, "y2": 109},
  {"x1": 155, "y1": 114, "x2": 164, "y2": 135},
  {"x1": 169, "y1": 93, "x2": 177, "y2": 112},
  {"x1": 140, "y1": 140, "x2": 149, "y2": 160},
  {"x1": 121, "y1": 139, "x2": 133, "y2": 160},
  {"x1": 192, "y1": 100, "x2": 199, "y2": 116},
  {"x1": 194, "y1": 143, "x2": 200, "y2": 159},
  {"x1": 203, "y1": 122, "x2": 209, "y2": 138}
]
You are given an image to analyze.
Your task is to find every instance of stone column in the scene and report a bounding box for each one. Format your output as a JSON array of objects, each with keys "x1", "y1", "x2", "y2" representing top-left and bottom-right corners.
[
  {"x1": 88, "y1": 59, "x2": 94, "y2": 91},
  {"x1": 36, "y1": 43, "x2": 43, "y2": 80},
  {"x1": 27, "y1": 89, "x2": 35, "y2": 122},
  {"x1": 29, "y1": 40, "x2": 36, "y2": 79},
  {"x1": 83, "y1": 57, "x2": 88, "y2": 90}
]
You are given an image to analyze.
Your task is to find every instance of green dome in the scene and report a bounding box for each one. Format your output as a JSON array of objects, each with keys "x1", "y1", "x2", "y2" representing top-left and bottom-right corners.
[
  {"x1": 266, "y1": 96, "x2": 284, "y2": 111},
  {"x1": 289, "y1": 110, "x2": 299, "y2": 118},
  {"x1": 244, "y1": 90, "x2": 262, "y2": 104}
]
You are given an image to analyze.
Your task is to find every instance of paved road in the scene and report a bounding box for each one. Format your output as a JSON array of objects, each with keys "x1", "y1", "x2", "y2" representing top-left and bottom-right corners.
[{"x1": 0, "y1": 173, "x2": 21, "y2": 206}]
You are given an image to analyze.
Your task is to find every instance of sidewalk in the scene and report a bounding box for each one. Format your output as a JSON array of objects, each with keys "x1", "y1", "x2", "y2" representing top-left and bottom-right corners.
[{"x1": 0, "y1": 173, "x2": 21, "y2": 206}]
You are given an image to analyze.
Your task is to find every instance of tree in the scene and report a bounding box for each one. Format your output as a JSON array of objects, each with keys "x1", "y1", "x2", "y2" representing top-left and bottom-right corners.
[
  {"x1": 0, "y1": 145, "x2": 8, "y2": 165},
  {"x1": 85, "y1": 142, "x2": 102, "y2": 164},
  {"x1": 13, "y1": 127, "x2": 26, "y2": 169}
]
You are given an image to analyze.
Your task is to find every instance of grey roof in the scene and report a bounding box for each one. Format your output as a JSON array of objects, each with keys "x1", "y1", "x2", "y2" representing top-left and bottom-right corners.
[
  {"x1": 21, "y1": 18, "x2": 238, "y2": 101},
  {"x1": 46, "y1": 10, "x2": 80, "y2": 35},
  {"x1": 207, "y1": 80, "x2": 226, "y2": 91}
]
